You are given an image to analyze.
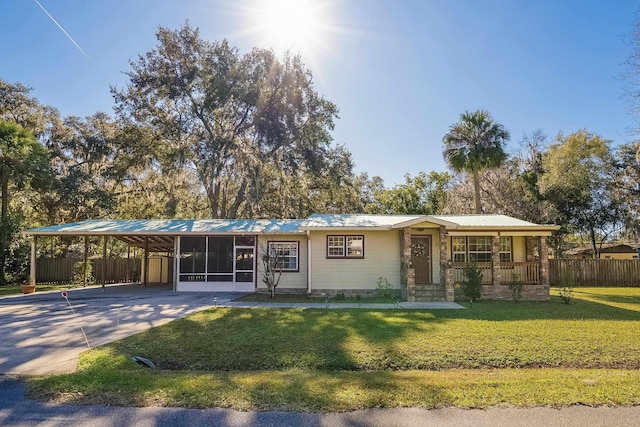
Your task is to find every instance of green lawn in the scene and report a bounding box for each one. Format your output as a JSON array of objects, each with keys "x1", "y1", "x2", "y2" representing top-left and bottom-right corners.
[
  {"x1": 0, "y1": 283, "x2": 90, "y2": 296},
  {"x1": 27, "y1": 287, "x2": 640, "y2": 411}
]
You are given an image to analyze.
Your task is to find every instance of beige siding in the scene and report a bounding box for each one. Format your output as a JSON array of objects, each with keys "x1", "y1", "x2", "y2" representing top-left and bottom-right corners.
[
  {"x1": 256, "y1": 234, "x2": 308, "y2": 290},
  {"x1": 512, "y1": 236, "x2": 527, "y2": 262},
  {"x1": 310, "y1": 230, "x2": 402, "y2": 290},
  {"x1": 598, "y1": 253, "x2": 638, "y2": 260}
]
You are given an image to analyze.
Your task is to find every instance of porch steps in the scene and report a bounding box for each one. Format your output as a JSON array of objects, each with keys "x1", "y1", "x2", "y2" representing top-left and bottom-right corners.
[{"x1": 413, "y1": 284, "x2": 447, "y2": 302}]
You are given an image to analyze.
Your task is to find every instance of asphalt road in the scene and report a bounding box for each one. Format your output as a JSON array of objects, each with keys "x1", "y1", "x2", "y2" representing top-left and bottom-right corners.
[{"x1": 1, "y1": 376, "x2": 639, "y2": 427}]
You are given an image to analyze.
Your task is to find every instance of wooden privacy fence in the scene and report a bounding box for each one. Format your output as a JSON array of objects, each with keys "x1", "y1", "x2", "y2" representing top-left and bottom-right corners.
[
  {"x1": 36, "y1": 258, "x2": 141, "y2": 284},
  {"x1": 550, "y1": 259, "x2": 640, "y2": 287}
]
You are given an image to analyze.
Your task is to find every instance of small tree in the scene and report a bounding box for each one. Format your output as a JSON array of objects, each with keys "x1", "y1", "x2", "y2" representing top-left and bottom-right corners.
[
  {"x1": 462, "y1": 262, "x2": 483, "y2": 302},
  {"x1": 508, "y1": 273, "x2": 524, "y2": 303},
  {"x1": 260, "y1": 244, "x2": 284, "y2": 298},
  {"x1": 557, "y1": 268, "x2": 575, "y2": 305},
  {"x1": 0, "y1": 120, "x2": 49, "y2": 284},
  {"x1": 72, "y1": 259, "x2": 93, "y2": 286}
]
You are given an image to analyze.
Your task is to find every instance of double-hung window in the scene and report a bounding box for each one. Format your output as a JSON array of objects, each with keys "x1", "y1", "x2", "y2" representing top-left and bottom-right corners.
[
  {"x1": 450, "y1": 236, "x2": 513, "y2": 263},
  {"x1": 499, "y1": 236, "x2": 513, "y2": 263},
  {"x1": 468, "y1": 236, "x2": 492, "y2": 262},
  {"x1": 268, "y1": 241, "x2": 299, "y2": 271},
  {"x1": 327, "y1": 235, "x2": 364, "y2": 258},
  {"x1": 452, "y1": 237, "x2": 467, "y2": 262}
]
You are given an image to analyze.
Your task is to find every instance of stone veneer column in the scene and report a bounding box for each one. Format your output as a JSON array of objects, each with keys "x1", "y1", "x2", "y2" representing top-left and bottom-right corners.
[
  {"x1": 402, "y1": 227, "x2": 415, "y2": 301},
  {"x1": 491, "y1": 235, "x2": 501, "y2": 298},
  {"x1": 539, "y1": 236, "x2": 550, "y2": 287},
  {"x1": 439, "y1": 226, "x2": 453, "y2": 302}
]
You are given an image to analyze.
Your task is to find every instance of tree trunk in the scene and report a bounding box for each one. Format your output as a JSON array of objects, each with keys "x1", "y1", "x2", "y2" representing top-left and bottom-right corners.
[
  {"x1": 0, "y1": 174, "x2": 9, "y2": 284},
  {"x1": 472, "y1": 168, "x2": 482, "y2": 214},
  {"x1": 590, "y1": 228, "x2": 598, "y2": 259}
]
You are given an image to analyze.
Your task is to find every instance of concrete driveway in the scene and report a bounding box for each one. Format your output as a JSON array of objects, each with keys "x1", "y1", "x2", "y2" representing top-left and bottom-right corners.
[{"x1": 0, "y1": 284, "x2": 237, "y2": 376}]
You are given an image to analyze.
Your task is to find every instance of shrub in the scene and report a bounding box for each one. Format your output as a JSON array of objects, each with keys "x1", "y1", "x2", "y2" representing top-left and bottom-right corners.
[
  {"x1": 557, "y1": 269, "x2": 575, "y2": 305},
  {"x1": 1, "y1": 212, "x2": 30, "y2": 284},
  {"x1": 260, "y1": 245, "x2": 283, "y2": 298},
  {"x1": 508, "y1": 273, "x2": 524, "y2": 303},
  {"x1": 376, "y1": 276, "x2": 393, "y2": 299},
  {"x1": 72, "y1": 260, "x2": 93, "y2": 286},
  {"x1": 462, "y1": 263, "x2": 483, "y2": 302}
]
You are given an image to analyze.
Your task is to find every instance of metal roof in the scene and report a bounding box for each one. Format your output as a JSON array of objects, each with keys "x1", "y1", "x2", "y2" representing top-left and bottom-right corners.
[
  {"x1": 428, "y1": 214, "x2": 552, "y2": 229},
  {"x1": 299, "y1": 213, "x2": 558, "y2": 231},
  {"x1": 300, "y1": 214, "x2": 423, "y2": 230},
  {"x1": 25, "y1": 219, "x2": 306, "y2": 235},
  {"x1": 25, "y1": 214, "x2": 559, "y2": 236}
]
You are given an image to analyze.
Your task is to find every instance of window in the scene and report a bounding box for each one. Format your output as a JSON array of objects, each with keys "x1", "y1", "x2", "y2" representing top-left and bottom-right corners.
[
  {"x1": 327, "y1": 236, "x2": 345, "y2": 257},
  {"x1": 468, "y1": 236, "x2": 492, "y2": 262},
  {"x1": 207, "y1": 237, "x2": 233, "y2": 273},
  {"x1": 327, "y1": 235, "x2": 365, "y2": 258},
  {"x1": 347, "y1": 236, "x2": 364, "y2": 256},
  {"x1": 268, "y1": 241, "x2": 299, "y2": 271},
  {"x1": 452, "y1": 237, "x2": 467, "y2": 262},
  {"x1": 500, "y1": 236, "x2": 513, "y2": 263},
  {"x1": 451, "y1": 236, "x2": 502, "y2": 263},
  {"x1": 180, "y1": 237, "x2": 206, "y2": 274},
  {"x1": 179, "y1": 235, "x2": 256, "y2": 283}
]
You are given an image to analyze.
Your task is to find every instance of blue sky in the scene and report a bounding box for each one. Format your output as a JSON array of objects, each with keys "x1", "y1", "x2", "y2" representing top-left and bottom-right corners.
[{"x1": 2, "y1": 0, "x2": 638, "y2": 186}]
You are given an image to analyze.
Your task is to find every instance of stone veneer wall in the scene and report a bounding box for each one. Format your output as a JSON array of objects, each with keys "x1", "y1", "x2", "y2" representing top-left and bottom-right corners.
[
  {"x1": 491, "y1": 235, "x2": 501, "y2": 298},
  {"x1": 256, "y1": 288, "x2": 401, "y2": 298},
  {"x1": 479, "y1": 284, "x2": 550, "y2": 301}
]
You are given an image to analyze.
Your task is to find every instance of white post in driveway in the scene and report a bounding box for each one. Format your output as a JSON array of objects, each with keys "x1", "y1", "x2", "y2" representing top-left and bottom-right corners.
[{"x1": 30, "y1": 236, "x2": 37, "y2": 284}]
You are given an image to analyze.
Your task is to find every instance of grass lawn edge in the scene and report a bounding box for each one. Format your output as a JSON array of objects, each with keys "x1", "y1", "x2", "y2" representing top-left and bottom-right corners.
[{"x1": 26, "y1": 367, "x2": 640, "y2": 412}]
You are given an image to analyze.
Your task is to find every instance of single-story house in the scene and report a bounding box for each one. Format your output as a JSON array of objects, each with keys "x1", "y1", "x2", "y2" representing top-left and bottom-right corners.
[
  {"x1": 24, "y1": 214, "x2": 559, "y2": 301},
  {"x1": 565, "y1": 243, "x2": 639, "y2": 260}
]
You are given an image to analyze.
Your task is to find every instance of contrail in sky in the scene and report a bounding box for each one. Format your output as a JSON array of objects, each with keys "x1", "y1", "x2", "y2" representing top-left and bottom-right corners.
[{"x1": 33, "y1": 0, "x2": 89, "y2": 59}]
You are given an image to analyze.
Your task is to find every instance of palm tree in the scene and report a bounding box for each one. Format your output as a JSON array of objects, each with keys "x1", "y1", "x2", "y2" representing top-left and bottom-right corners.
[{"x1": 442, "y1": 110, "x2": 510, "y2": 213}]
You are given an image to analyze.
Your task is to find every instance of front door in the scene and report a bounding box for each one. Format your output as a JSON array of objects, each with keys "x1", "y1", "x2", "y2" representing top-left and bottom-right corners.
[
  {"x1": 411, "y1": 236, "x2": 432, "y2": 284},
  {"x1": 234, "y1": 246, "x2": 255, "y2": 292}
]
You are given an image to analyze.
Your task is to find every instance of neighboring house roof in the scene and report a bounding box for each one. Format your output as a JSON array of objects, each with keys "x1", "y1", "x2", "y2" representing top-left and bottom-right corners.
[
  {"x1": 26, "y1": 219, "x2": 306, "y2": 236},
  {"x1": 565, "y1": 243, "x2": 639, "y2": 256}
]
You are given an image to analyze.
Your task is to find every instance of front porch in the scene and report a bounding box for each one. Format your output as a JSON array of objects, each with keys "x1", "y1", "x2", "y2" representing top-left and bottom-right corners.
[{"x1": 400, "y1": 224, "x2": 551, "y2": 302}]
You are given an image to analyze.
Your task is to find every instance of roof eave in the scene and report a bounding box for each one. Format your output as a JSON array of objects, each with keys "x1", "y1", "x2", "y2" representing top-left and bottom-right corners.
[{"x1": 300, "y1": 226, "x2": 393, "y2": 231}]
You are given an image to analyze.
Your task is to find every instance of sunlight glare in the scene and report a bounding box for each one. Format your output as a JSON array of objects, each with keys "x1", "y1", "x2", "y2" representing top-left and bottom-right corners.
[{"x1": 249, "y1": 0, "x2": 328, "y2": 55}]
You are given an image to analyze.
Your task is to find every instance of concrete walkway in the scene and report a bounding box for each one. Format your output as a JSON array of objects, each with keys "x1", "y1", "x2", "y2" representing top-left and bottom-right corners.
[{"x1": 221, "y1": 300, "x2": 464, "y2": 309}]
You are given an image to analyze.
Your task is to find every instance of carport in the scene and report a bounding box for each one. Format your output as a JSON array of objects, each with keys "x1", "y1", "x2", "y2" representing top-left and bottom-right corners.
[
  {"x1": 24, "y1": 220, "x2": 178, "y2": 289},
  {"x1": 24, "y1": 218, "x2": 299, "y2": 292}
]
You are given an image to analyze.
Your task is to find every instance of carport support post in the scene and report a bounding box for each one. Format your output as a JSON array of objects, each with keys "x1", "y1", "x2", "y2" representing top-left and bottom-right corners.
[
  {"x1": 102, "y1": 235, "x2": 107, "y2": 290},
  {"x1": 143, "y1": 236, "x2": 149, "y2": 287},
  {"x1": 83, "y1": 236, "x2": 89, "y2": 287},
  {"x1": 30, "y1": 236, "x2": 37, "y2": 284}
]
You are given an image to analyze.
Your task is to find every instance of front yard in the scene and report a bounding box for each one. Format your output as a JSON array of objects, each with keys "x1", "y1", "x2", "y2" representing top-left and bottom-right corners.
[{"x1": 27, "y1": 287, "x2": 640, "y2": 411}]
